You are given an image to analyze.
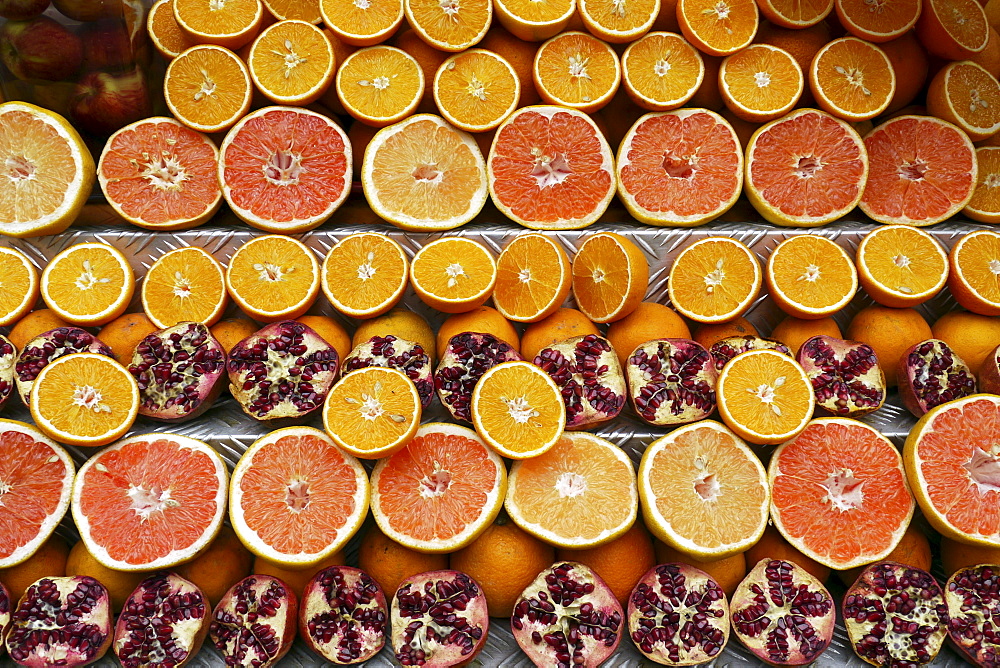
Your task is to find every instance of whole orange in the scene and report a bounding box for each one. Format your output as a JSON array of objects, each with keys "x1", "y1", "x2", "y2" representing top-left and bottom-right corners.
[
  {"x1": 209, "y1": 317, "x2": 259, "y2": 352},
  {"x1": 769, "y1": 315, "x2": 842, "y2": 355},
  {"x1": 450, "y1": 515, "x2": 555, "y2": 617},
  {"x1": 932, "y1": 310, "x2": 1000, "y2": 379},
  {"x1": 556, "y1": 523, "x2": 656, "y2": 608},
  {"x1": 654, "y1": 540, "x2": 747, "y2": 598},
  {"x1": 352, "y1": 308, "x2": 437, "y2": 364},
  {"x1": 693, "y1": 315, "x2": 759, "y2": 349},
  {"x1": 846, "y1": 305, "x2": 932, "y2": 386},
  {"x1": 358, "y1": 525, "x2": 449, "y2": 599},
  {"x1": 521, "y1": 307, "x2": 600, "y2": 362},
  {"x1": 174, "y1": 524, "x2": 254, "y2": 607},
  {"x1": 297, "y1": 314, "x2": 352, "y2": 362},
  {"x1": 9, "y1": 309, "x2": 70, "y2": 350},
  {"x1": 98, "y1": 312, "x2": 158, "y2": 362},
  {"x1": 66, "y1": 540, "x2": 148, "y2": 612},
  {"x1": 837, "y1": 525, "x2": 932, "y2": 586},
  {"x1": 0, "y1": 535, "x2": 70, "y2": 603},
  {"x1": 436, "y1": 306, "x2": 521, "y2": 359},
  {"x1": 744, "y1": 525, "x2": 831, "y2": 584},
  {"x1": 605, "y1": 302, "x2": 691, "y2": 367},
  {"x1": 941, "y1": 535, "x2": 1000, "y2": 577},
  {"x1": 252, "y1": 551, "x2": 345, "y2": 599}
]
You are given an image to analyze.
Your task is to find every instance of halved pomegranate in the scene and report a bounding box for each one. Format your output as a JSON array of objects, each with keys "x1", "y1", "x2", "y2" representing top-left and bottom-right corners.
[
  {"x1": 945, "y1": 564, "x2": 1000, "y2": 667},
  {"x1": 299, "y1": 566, "x2": 387, "y2": 664},
  {"x1": 626, "y1": 339, "x2": 717, "y2": 426},
  {"x1": 209, "y1": 575, "x2": 298, "y2": 668},
  {"x1": 533, "y1": 334, "x2": 626, "y2": 430},
  {"x1": 897, "y1": 339, "x2": 977, "y2": 417},
  {"x1": 797, "y1": 335, "x2": 885, "y2": 418}
]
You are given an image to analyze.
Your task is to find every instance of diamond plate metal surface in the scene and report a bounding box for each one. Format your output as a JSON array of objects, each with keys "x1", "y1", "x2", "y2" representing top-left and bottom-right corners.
[{"x1": 0, "y1": 212, "x2": 987, "y2": 667}]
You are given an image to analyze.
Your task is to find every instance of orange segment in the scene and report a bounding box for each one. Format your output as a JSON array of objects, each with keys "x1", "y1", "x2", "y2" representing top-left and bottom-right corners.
[
  {"x1": 322, "y1": 367, "x2": 421, "y2": 459},
  {"x1": 616, "y1": 109, "x2": 743, "y2": 225},
  {"x1": 859, "y1": 115, "x2": 977, "y2": 226},
  {"x1": 493, "y1": 233, "x2": 572, "y2": 323},
  {"x1": 915, "y1": 0, "x2": 989, "y2": 60},
  {"x1": 677, "y1": 0, "x2": 759, "y2": 56},
  {"x1": 716, "y1": 348, "x2": 815, "y2": 445},
  {"x1": 488, "y1": 105, "x2": 616, "y2": 230},
  {"x1": 247, "y1": 20, "x2": 336, "y2": 105},
  {"x1": 0, "y1": 420, "x2": 74, "y2": 568},
  {"x1": 505, "y1": 431, "x2": 637, "y2": 548},
  {"x1": 164, "y1": 45, "x2": 252, "y2": 134},
  {"x1": 770, "y1": 418, "x2": 914, "y2": 570},
  {"x1": 809, "y1": 37, "x2": 896, "y2": 121},
  {"x1": 98, "y1": 117, "x2": 222, "y2": 231},
  {"x1": 230, "y1": 427, "x2": 369, "y2": 565},
  {"x1": 147, "y1": 0, "x2": 196, "y2": 59},
  {"x1": 370, "y1": 423, "x2": 507, "y2": 552},
  {"x1": 141, "y1": 246, "x2": 228, "y2": 328},
  {"x1": 263, "y1": 0, "x2": 322, "y2": 22},
  {"x1": 621, "y1": 32, "x2": 704, "y2": 111},
  {"x1": 572, "y1": 231, "x2": 649, "y2": 324},
  {"x1": 639, "y1": 420, "x2": 768, "y2": 559},
  {"x1": 966, "y1": 147, "x2": 1000, "y2": 224},
  {"x1": 492, "y1": 0, "x2": 576, "y2": 41},
  {"x1": 433, "y1": 50, "x2": 520, "y2": 132},
  {"x1": 470, "y1": 360, "x2": 566, "y2": 459},
  {"x1": 927, "y1": 60, "x2": 1000, "y2": 141},
  {"x1": 532, "y1": 31, "x2": 621, "y2": 112},
  {"x1": 0, "y1": 247, "x2": 38, "y2": 326},
  {"x1": 173, "y1": 0, "x2": 264, "y2": 49},
  {"x1": 218, "y1": 107, "x2": 351, "y2": 233},
  {"x1": 765, "y1": 235, "x2": 858, "y2": 319},
  {"x1": 834, "y1": 0, "x2": 919, "y2": 41},
  {"x1": 720, "y1": 44, "x2": 802, "y2": 122},
  {"x1": 29, "y1": 353, "x2": 140, "y2": 448},
  {"x1": 579, "y1": 0, "x2": 660, "y2": 42},
  {"x1": 41, "y1": 242, "x2": 134, "y2": 327},
  {"x1": 320, "y1": 0, "x2": 404, "y2": 45},
  {"x1": 72, "y1": 433, "x2": 227, "y2": 570},
  {"x1": 321, "y1": 232, "x2": 408, "y2": 319},
  {"x1": 404, "y1": 0, "x2": 492, "y2": 50},
  {"x1": 225, "y1": 235, "x2": 320, "y2": 322},
  {"x1": 757, "y1": 0, "x2": 832, "y2": 27},
  {"x1": 948, "y1": 229, "x2": 1000, "y2": 317},
  {"x1": 667, "y1": 237, "x2": 761, "y2": 324},
  {"x1": 410, "y1": 237, "x2": 496, "y2": 313},
  {"x1": 336, "y1": 46, "x2": 424, "y2": 127},
  {"x1": 856, "y1": 225, "x2": 948, "y2": 308}
]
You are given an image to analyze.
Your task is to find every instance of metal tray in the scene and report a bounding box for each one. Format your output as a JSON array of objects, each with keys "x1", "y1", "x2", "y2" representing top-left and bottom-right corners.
[{"x1": 0, "y1": 206, "x2": 986, "y2": 667}]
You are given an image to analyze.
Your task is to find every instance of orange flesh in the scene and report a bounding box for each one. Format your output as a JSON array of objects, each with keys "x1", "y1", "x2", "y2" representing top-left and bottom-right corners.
[
  {"x1": 498, "y1": 0, "x2": 573, "y2": 22},
  {"x1": 967, "y1": 147, "x2": 1000, "y2": 216},
  {"x1": 916, "y1": 398, "x2": 1000, "y2": 538},
  {"x1": 583, "y1": 0, "x2": 659, "y2": 33},
  {"x1": 670, "y1": 240, "x2": 757, "y2": 318},
  {"x1": 376, "y1": 430, "x2": 500, "y2": 542},
  {"x1": 772, "y1": 421, "x2": 913, "y2": 566},
  {"x1": 166, "y1": 48, "x2": 250, "y2": 129},
  {"x1": 174, "y1": 0, "x2": 259, "y2": 35},
  {"x1": 770, "y1": 236, "x2": 854, "y2": 310},
  {"x1": 79, "y1": 438, "x2": 222, "y2": 564},
  {"x1": 222, "y1": 109, "x2": 348, "y2": 222},
  {"x1": 249, "y1": 22, "x2": 334, "y2": 100},
  {"x1": 408, "y1": 0, "x2": 491, "y2": 47},
  {"x1": 0, "y1": 430, "x2": 68, "y2": 559},
  {"x1": 475, "y1": 365, "x2": 564, "y2": 453},
  {"x1": 572, "y1": 235, "x2": 632, "y2": 317},
  {"x1": 149, "y1": 0, "x2": 195, "y2": 57},
  {"x1": 763, "y1": 0, "x2": 831, "y2": 25},
  {"x1": 0, "y1": 251, "x2": 35, "y2": 321},
  {"x1": 322, "y1": 0, "x2": 402, "y2": 40},
  {"x1": 749, "y1": 111, "x2": 866, "y2": 218},
  {"x1": 929, "y1": 0, "x2": 989, "y2": 52},
  {"x1": 494, "y1": 235, "x2": 568, "y2": 317},
  {"x1": 535, "y1": 33, "x2": 620, "y2": 106},
  {"x1": 264, "y1": 0, "x2": 322, "y2": 22},
  {"x1": 862, "y1": 117, "x2": 975, "y2": 223},
  {"x1": 239, "y1": 434, "x2": 360, "y2": 554},
  {"x1": 812, "y1": 38, "x2": 895, "y2": 117},
  {"x1": 719, "y1": 352, "x2": 812, "y2": 436},
  {"x1": 143, "y1": 247, "x2": 225, "y2": 326},
  {"x1": 679, "y1": 0, "x2": 758, "y2": 54},
  {"x1": 435, "y1": 51, "x2": 518, "y2": 129},
  {"x1": 491, "y1": 109, "x2": 612, "y2": 223},
  {"x1": 412, "y1": 238, "x2": 494, "y2": 301},
  {"x1": 955, "y1": 232, "x2": 1000, "y2": 305},
  {"x1": 859, "y1": 226, "x2": 947, "y2": 297},
  {"x1": 623, "y1": 33, "x2": 703, "y2": 107},
  {"x1": 944, "y1": 62, "x2": 1000, "y2": 132},
  {"x1": 0, "y1": 109, "x2": 75, "y2": 224},
  {"x1": 836, "y1": 0, "x2": 919, "y2": 37},
  {"x1": 227, "y1": 238, "x2": 316, "y2": 310},
  {"x1": 337, "y1": 47, "x2": 422, "y2": 121},
  {"x1": 45, "y1": 247, "x2": 128, "y2": 319},
  {"x1": 101, "y1": 120, "x2": 219, "y2": 226},
  {"x1": 323, "y1": 234, "x2": 406, "y2": 312},
  {"x1": 34, "y1": 356, "x2": 135, "y2": 439},
  {"x1": 619, "y1": 111, "x2": 741, "y2": 216},
  {"x1": 722, "y1": 45, "x2": 802, "y2": 115},
  {"x1": 325, "y1": 369, "x2": 418, "y2": 451}
]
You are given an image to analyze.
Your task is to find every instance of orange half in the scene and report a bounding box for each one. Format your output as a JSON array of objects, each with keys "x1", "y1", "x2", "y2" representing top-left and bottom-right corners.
[
  {"x1": 492, "y1": 233, "x2": 572, "y2": 323},
  {"x1": 809, "y1": 37, "x2": 895, "y2": 121},
  {"x1": 948, "y1": 229, "x2": 1000, "y2": 316},
  {"x1": 40, "y1": 242, "x2": 134, "y2": 327},
  {"x1": 571, "y1": 231, "x2": 649, "y2": 323},
  {"x1": 667, "y1": 237, "x2": 761, "y2": 323},
  {"x1": 856, "y1": 224, "x2": 949, "y2": 307},
  {"x1": 321, "y1": 232, "x2": 409, "y2": 319},
  {"x1": 141, "y1": 246, "x2": 227, "y2": 329},
  {"x1": 677, "y1": 0, "x2": 758, "y2": 56},
  {"x1": 0, "y1": 247, "x2": 38, "y2": 326},
  {"x1": 225, "y1": 234, "x2": 320, "y2": 322},
  {"x1": 765, "y1": 235, "x2": 858, "y2": 319},
  {"x1": 621, "y1": 32, "x2": 704, "y2": 111},
  {"x1": 965, "y1": 147, "x2": 1000, "y2": 224}
]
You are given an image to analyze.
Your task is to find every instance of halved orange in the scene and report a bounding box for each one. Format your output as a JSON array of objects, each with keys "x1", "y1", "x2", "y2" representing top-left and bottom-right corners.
[
  {"x1": 927, "y1": 60, "x2": 1000, "y2": 142},
  {"x1": 809, "y1": 37, "x2": 896, "y2": 122},
  {"x1": 493, "y1": 233, "x2": 572, "y2": 323},
  {"x1": 361, "y1": 114, "x2": 488, "y2": 231},
  {"x1": 336, "y1": 46, "x2": 424, "y2": 127},
  {"x1": 41, "y1": 242, "x2": 135, "y2": 327},
  {"x1": 505, "y1": 431, "x2": 637, "y2": 548},
  {"x1": 173, "y1": 0, "x2": 264, "y2": 49},
  {"x1": 770, "y1": 418, "x2": 915, "y2": 570},
  {"x1": 904, "y1": 394, "x2": 1000, "y2": 547},
  {"x1": 915, "y1": 0, "x2": 989, "y2": 60},
  {"x1": 717, "y1": 348, "x2": 815, "y2": 445},
  {"x1": 410, "y1": 236, "x2": 496, "y2": 313},
  {"x1": 225, "y1": 235, "x2": 320, "y2": 322},
  {"x1": 572, "y1": 231, "x2": 649, "y2": 324},
  {"x1": 98, "y1": 117, "x2": 222, "y2": 231},
  {"x1": 72, "y1": 432, "x2": 228, "y2": 570},
  {"x1": 0, "y1": 247, "x2": 38, "y2": 327},
  {"x1": 164, "y1": 45, "x2": 253, "y2": 134},
  {"x1": 834, "y1": 0, "x2": 919, "y2": 42},
  {"x1": 492, "y1": 0, "x2": 576, "y2": 41},
  {"x1": 321, "y1": 232, "x2": 408, "y2": 319},
  {"x1": 370, "y1": 422, "x2": 507, "y2": 552},
  {"x1": 488, "y1": 106, "x2": 616, "y2": 230},
  {"x1": 965, "y1": 147, "x2": 1000, "y2": 224},
  {"x1": 322, "y1": 366, "x2": 422, "y2": 459},
  {"x1": 433, "y1": 50, "x2": 520, "y2": 132},
  {"x1": 30, "y1": 353, "x2": 140, "y2": 448},
  {"x1": 247, "y1": 20, "x2": 336, "y2": 105},
  {"x1": 147, "y1": 0, "x2": 196, "y2": 59},
  {"x1": 141, "y1": 246, "x2": 228, "y2": 329},
  {"x1": 405, "y1": 0, "x2": 492, "y2": 50},
  {"x1": 638, "y1": 419, "x2": 768, "y2": 559},
  {"x1": 677, "y1": 0, "x2": 758, "y2": 56},
  {"x1": 948, "y1": 229, "x2": 1000, "y2": 316},
  {"x1": 720, "y1": 44, "x2": 803, "y2": 122},
  {"x1": 757, "y1": 0, "x2": 832, "y2": 27},
  {"x1": 765, "y1": 235, "x2": 858, "y2": 319},
  {"x1": 229, "y1": 426, "x2": 369, "y2": 567},
  {"x1": 263, "y1": 0, "x2": 322, "y2": 23},
  {"x1": 0, "y1": 101, "x2": 95, "y2": 238},
  {"x1": 219, "y1": 106, "x2": 351, "y2": 233},
  {"x1": 532, "y1": 31, "x2": 621, "y2": 113},
  {"x1": 471, "y1": 360, "x2": 566, "y2": 459},
  {"x1": 856, "y1": 225, "x2": 948, "y2": 308},
  {"x1": 579, "y1": 0, "x2": 660, "y2": 42},
  {"x1": 667, "y1": 237, "x2": 761, "y2": 324},
  {"x1": 320, "y1": 0, "x2": 404, "y2": 46},
  {"x1": 621, "y1": 32, "x2": 704, "y2": 111},
  {"x1": 0, "y1": 419, "x2": 74, "y2": 569}
]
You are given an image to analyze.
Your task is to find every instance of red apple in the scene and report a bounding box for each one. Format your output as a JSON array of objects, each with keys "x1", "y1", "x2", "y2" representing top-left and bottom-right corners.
[
  {"x1": 0, "y1": 0, "x2": 49, "y2": 20},
  {"x1": 0, "y1": 16, "x2": 82, "y2": 81},
  {"x1": 69, "y1": 67, "x2": 150, "y2": 135},
  {"x1": 81, "y1": 20, "x2": 138, "y2": 71},
  {"x1": 52, "y1": 0, "x2": 123, "y2": 21}
]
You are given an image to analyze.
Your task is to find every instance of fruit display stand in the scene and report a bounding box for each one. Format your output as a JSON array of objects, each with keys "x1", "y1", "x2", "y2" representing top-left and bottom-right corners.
[{"x1": 0, "y1": 199, "x2": 984, "y2": 667}]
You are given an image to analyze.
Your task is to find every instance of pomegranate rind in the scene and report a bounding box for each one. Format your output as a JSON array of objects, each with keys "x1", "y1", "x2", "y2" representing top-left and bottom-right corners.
[
  {"x1": 638, "y1": 419, "x2": 769, "y2": 560},
  {"x1": 511, "y1": 561, "x2": 623, "y2": 666},
  {"x1": 904, "y1": 394, "x2": 1000, "y2": 546},
  {"x1": 370, "y1": 422, "x2": 507, "y2": 553},
  {"x1": 0, "y1": 580, "x2": 9, "y2": 657},
  {"x1": 627, "y1": 563, "x2": 731, "y2": 665},
  {"x1": 209, "y1": 575, "x2": 298, "y2": 668},
  {"x1": 229, "y1": 426, "x2": 370, "y2": 568},
  {"x1": 0, "y1": 419, "x2": 74, "y2": 569},
  {"x1": 391, "y1": 570, "x2": 490, "y2": 666},
  {"x1": 768, "y1": 418, "x2": 915, "y2": 570},
  {"x1": 299, "y1": 565, "x2": 387, "y2": 664},
  {"x1": 897, "y1": 338, "x2": 977, "y2": 417},
  {"x1": 944, "y1": 563, "x2": 1000, "y2": 667},
  {"x1": 71, "y1": 433, "x2": 228, "y2": 571},
  {"x1": 615, "y1": 109, "x2": 744, "y2": 227},
  {"x1": 113, "y1": 572, "x2": 210, "y2": 668}
]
